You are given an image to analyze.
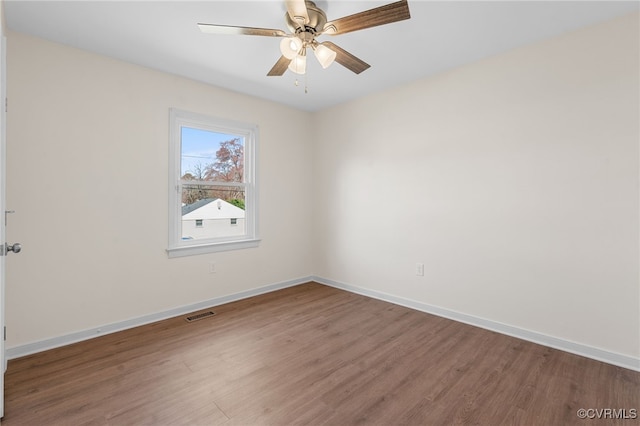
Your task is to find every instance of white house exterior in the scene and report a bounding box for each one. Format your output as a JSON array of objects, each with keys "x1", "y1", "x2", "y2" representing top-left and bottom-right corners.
[{"x1": 181, "y1": 198, "x2": 246, "y2": 240}]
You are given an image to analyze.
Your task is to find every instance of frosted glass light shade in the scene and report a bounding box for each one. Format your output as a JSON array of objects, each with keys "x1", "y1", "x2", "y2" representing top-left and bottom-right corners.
[
  {"x1": 313, "y1": 43, "x2": 337, "y2": 69},
  {"x1": 288, "y1": 52, "x2": 307, "y2": 74},
  {"x1": 280, "y1": 37, "x2": 303, "y2": 59}
]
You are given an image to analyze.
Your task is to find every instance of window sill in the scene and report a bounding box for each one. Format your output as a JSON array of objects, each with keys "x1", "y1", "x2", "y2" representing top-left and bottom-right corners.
[{"x1": 167, "y1": 238, "x2": 261, "y2": 258}]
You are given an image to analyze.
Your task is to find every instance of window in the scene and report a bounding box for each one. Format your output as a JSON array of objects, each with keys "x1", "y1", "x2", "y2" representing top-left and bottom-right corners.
[{"x1": 168, "y1": 109, "x2": 259, "y2": 257}]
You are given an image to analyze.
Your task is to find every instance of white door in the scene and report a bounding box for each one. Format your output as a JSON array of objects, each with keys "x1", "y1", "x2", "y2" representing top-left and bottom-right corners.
[{"x1": 0, "y1": 28, "x2": 7, "y2": 418}]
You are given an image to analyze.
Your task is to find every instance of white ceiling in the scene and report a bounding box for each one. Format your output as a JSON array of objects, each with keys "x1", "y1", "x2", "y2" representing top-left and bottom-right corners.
[{"x1": 5, "y1": 1, "x2": 639, "y2": 112}]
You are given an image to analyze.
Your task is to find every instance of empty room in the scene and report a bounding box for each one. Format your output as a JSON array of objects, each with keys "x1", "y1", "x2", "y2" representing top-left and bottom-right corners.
[{"x1": 0, "y1": 0, "x2": 638, "y2": 424}]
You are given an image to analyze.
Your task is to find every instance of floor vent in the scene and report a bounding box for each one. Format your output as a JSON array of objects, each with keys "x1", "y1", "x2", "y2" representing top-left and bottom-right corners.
[{"x1": 185, "y1": 311, "x2": 215, "y2": 322}]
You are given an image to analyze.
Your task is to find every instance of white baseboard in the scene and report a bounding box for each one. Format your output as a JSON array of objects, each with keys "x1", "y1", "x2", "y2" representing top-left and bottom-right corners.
[
  {"x1": 7, "y1": 275, "x2": 639, "y2": 372},
  {"x1": 312, "y1": 276, "x2": 640, "y2": 372},
  {"x1": 5, "y1": 276, "x2": 312, "y2": 360}
]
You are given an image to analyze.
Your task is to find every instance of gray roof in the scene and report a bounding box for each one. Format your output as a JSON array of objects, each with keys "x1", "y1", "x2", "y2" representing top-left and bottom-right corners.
[{"x1": 182, "y1": 198, "x2": 215, "y2": 216}]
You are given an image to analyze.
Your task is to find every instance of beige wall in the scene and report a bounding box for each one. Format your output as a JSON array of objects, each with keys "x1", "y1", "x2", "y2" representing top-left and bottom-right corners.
[
  {"x1": 6, "y1": 32, "x2": 313, "y2": 347},
  {"x1": 5, "y1": 12, "x2": 639, "y2": 361},
  {"x1": 312, "y1": 12, "x2": 639, "y2": 358}
]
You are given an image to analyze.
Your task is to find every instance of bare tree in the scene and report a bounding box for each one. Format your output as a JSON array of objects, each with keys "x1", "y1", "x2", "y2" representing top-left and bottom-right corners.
[
  {"x1": 182, "y1": 162, "x2": 208, "y2": 181},
  {"x1": 205, "y1": 139, "x2": 244, "y2": 183},
  {"x1": 182, "y1": 162, "x2": 209, "y2": 205},
  {"x1": 205, "y1": 138, "x2": 244, "y2": 201}
]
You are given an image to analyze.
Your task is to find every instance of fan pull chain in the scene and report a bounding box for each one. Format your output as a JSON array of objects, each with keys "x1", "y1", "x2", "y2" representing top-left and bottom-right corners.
[{"x1": 292, "y1": 76, "x2": 308, "y2": 94}]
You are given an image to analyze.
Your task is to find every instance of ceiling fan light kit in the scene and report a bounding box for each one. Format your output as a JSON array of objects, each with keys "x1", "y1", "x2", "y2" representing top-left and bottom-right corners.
[
  {"x1": 198, "y1": 0, "x2": 411, "y2": 77},
  {"x1": 288, "y1": 48, "x2": 307, "y2": 74},
  {"x1": 312, "y1": 42, "x2": 337, "y2": 69},
  {"x1": 280, "y1": 36, "x2": 303, "y2": 59}
]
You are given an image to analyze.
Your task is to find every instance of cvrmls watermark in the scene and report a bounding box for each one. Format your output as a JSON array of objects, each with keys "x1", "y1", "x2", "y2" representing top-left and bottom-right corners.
[{"x1": 577, "y1": 408, "x2": 637, "y2": 420}]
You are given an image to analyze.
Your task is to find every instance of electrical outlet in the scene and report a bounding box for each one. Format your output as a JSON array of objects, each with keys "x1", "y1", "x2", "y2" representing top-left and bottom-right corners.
[
  {"x1": 209, "y1": 263, "x2": 216, "y2": 274},
  {"x1": 416, "y1": 263, "x2": 424, "y2": 276}
]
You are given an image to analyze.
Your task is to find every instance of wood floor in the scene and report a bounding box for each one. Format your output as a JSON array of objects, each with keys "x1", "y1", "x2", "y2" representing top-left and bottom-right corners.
[{"x1": 3, "y1": 282, "x2": 639, "y2": 425}]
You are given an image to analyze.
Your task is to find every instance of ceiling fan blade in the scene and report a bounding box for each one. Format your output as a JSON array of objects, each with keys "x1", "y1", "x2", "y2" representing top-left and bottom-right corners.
[
  {"x1": 322, "y1": 42, "x2": 370, "y2": 74},
  {"x1": 285, "y1": 0, "x2": 310, "y2": 28},
  {"x1": 198, "y1": 23, "x2": 286, "y2": 37},
  {"x1": 322, "y1": 0, "x2": 410, "y2": 35},
  {"x1": 267, "y1": 55, "x2": 293, "y2": 76}
]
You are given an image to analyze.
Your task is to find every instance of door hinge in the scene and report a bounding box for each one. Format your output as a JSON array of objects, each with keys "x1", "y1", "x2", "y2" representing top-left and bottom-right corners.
[
  {"x1": 4, "y1": 98, "x2": 6, "y2": 113},
  {"x1": 3, "y1": 326, "x2": 6, "y2": 341},
  {"x1": 5, "y1": 209, "x2": 15, "y2": 226}
]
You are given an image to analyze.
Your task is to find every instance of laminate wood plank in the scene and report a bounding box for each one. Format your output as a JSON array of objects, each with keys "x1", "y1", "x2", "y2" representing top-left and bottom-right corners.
[{"x1": 3, "y1": 282, "x2": 638, "y2": 425}]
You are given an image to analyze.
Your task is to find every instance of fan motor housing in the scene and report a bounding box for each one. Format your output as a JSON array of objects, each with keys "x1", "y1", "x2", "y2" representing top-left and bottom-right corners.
[{"x1": 285, "y1": 1, "x2": 327, "y2": 34}]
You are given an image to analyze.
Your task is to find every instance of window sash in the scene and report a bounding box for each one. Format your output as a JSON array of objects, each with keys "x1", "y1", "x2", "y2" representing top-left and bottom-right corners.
[{"x1": 167, "y1": 109, "x2": 259, "y2": 257}]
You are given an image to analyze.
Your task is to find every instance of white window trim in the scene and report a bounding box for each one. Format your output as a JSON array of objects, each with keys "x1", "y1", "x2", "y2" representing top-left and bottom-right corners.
[{"x1": 167, "y1": 109, "x2": 260, "y2": 258}]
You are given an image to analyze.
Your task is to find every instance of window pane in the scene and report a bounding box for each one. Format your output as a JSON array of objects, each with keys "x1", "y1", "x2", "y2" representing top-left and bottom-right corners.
[
  {"x1": 169, "y1": 109, "x2": 258, "y2": 257},
  {"x1": 181, "y1": 184, "x2": 246, "y2": 240},
  {"x1": 181, "y1": 127, "x2": 245, "y2": 183}
]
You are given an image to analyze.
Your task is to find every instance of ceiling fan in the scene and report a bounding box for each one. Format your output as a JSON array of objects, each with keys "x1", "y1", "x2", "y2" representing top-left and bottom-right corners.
[{"x1": 198, "y1": 0, "x2": 411, "y2": 76}]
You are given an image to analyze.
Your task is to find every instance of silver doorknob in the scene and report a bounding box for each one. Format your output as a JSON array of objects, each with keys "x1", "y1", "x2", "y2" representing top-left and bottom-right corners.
[{"x1": 6, "y1": 243, "x2": 21, "y2": 254}]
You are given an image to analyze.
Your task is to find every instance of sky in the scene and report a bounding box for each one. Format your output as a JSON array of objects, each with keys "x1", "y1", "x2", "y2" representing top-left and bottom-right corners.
[{"x1": 181, "y1": 127, "x2": 243, "y2": 177}]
